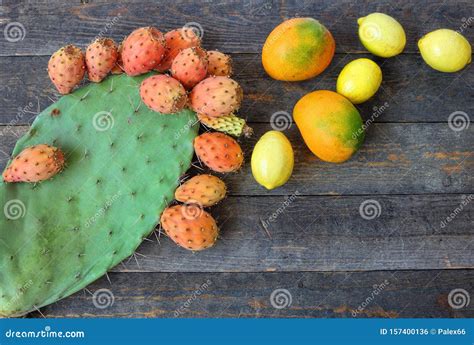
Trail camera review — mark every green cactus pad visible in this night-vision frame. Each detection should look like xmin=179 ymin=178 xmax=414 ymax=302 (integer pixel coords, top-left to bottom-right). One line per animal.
xmin=0 ymin=73 xmax=198 ymax=316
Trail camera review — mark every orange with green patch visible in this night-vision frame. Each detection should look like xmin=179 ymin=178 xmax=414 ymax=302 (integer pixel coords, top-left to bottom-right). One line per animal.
xmin=262 ymin=18 xmax=335 ymax=81
xmin=293 ymin=90 xmax=365 ymax=163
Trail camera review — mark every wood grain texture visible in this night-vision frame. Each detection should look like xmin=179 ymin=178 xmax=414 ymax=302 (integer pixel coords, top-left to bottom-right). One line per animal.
xmin=27 ymin=270 xmax=474 ymax=318
xmin=0 ymin=55 xmax=472 ymax=125
xmin=1 ymin=124 xmax=472 ymax=196
xmin=113 ymin=194 xmax=474 ymax=272
xmin=229 ymin=124 xmax=473 ymax=196
xmin=2 ymin=170 xmax=470 ymax=272
xmin=1 ymin=0 xmax=472 ymax=55
xmin=1 ymin=127 xmax=472 ymax=272
xmin=1 ymin=0 xmax=473 ymax=319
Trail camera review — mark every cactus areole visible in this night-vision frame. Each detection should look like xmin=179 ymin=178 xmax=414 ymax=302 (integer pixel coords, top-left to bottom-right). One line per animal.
xmin=0 ymin=73 xmax=198 ymax=316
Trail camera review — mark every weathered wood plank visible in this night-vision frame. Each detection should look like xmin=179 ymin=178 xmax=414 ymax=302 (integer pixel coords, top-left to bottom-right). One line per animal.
xmin=1 ymin=0 xmax=472 ymax=55
xmin=1 ymin=0 xmax=471 ymax=321
xmin=0 ymin=55 xmax=472 ymax=125
xmin=227 ymin=123 xmax=472 ymax=196
xmin=114 ymin=194 xmax=473 ymax=272
xmin=1 ymin=123 xmax=472 ymax=196
xmin=28 ymin=270 xmax=474 ymax=318
xmin=2 ymin=166 xmax=469 ymax=272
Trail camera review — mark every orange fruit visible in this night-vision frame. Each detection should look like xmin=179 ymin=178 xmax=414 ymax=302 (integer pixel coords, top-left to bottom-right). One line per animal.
xmin=293 ymin=90 xmax=365 ymax=163
xmin=262 ymin=18 xmax=335 ymax=81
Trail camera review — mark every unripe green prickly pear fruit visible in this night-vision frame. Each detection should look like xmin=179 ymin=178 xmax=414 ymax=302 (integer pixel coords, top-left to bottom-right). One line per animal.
xmin=197 ymin=113 xmax=252 ymax=137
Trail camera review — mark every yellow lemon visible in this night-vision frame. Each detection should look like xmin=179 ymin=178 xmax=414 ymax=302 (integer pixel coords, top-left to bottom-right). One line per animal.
xmin=251 ymin=131 xmax=294 ymax=190
xmin=418 ymin=29 xmax=472 ymax=72
xmin=358 ymin=13 xmax=406 ymax=57
xmin=336 ymin=58 xmax=382 ymax=104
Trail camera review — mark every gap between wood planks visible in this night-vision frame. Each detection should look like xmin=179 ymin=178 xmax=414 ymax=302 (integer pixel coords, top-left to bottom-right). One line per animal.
xmin=111 ymin=267 xmax=474 ymax=274
xmin=0 ymin=52 xmax=423 ymax=57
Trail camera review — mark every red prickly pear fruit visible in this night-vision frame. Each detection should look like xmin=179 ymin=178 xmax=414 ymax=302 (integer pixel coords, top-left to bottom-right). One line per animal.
xmin=190 ymin=76 xmax=243 ymax=117
xmin=175 ymin=174 xmax=227 ymax=207
xmin=206 ymin=50 xmax=233 ymax=77
xmin=121 ymin=27 xmax=166 ymax=76
xmin=2 ymin=144 xmax=65 ymax=183
xmin=111 ymin=42 xmax=124 ymax=74
xmin=193 ymin=132 xmax=244 ymax=173
xmin=155 ymin=28 xmax=201 ymax=72
xmin=48 ymin=45 xmax=85 ymax=94
xmin=160 ymin=205 xmax=218 ymax=251
xmin=139 ymin=75 xmax=187 ymax=114
xmin=85 ymin=38 xmax=119 ymax=82
xmin=171 ymin=47 xmax=208 ymax=89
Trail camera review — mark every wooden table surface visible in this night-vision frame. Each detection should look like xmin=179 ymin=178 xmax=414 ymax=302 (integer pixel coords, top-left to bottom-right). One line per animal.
xmin=0 ymin=0 xmax=473 ymax=318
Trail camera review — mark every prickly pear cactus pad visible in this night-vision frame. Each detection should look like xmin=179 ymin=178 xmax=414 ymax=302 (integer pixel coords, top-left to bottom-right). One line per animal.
xmin=0 ymin=73 xmax=198 ymax=317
